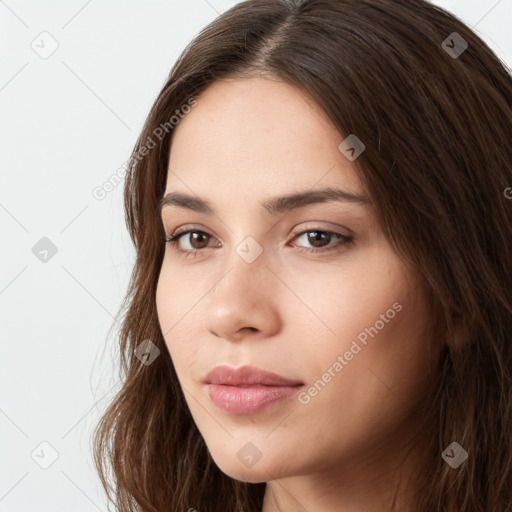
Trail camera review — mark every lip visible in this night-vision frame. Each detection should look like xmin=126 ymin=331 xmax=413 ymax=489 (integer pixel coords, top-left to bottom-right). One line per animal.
xmin=204 ymin=365 xmax=304 ymax=415
xmin=204 ymin=365 xmax=303 ymax=387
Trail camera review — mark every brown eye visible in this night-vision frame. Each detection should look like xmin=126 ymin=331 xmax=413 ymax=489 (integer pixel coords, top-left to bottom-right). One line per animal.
xmin=184 ymin=232 xmax=210 ymax=249
xmin=165 ymin=229 xmax=220 ymax=259
xmin=292 ymin=229 xmax=353 ymax=253
xmin=305 ymin=231 xmax=333 ymax=248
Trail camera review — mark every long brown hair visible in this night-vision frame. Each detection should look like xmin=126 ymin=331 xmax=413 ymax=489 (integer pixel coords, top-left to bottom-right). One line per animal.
xmin=92 ymin=1 xmax=512 ymax=510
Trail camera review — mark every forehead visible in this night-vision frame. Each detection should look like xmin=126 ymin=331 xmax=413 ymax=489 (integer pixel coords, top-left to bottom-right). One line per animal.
xmin=165 ymin=77 xmax=363 ymax=200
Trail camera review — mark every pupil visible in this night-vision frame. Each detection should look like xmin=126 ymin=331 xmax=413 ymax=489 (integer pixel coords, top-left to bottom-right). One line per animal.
xmin=308 ymin=231 xmax=328 ymax=248
xmin=192 ymin=232 xmax=208 ymax=248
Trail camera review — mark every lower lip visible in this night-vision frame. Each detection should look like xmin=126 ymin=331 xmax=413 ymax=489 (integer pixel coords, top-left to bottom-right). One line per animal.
xmin=207 ymin=383 xmax=302 ymax=415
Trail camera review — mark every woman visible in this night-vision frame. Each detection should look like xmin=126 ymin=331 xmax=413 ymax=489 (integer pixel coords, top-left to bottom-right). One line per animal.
xmin=93 ymin=0 xmax=512 ymax=510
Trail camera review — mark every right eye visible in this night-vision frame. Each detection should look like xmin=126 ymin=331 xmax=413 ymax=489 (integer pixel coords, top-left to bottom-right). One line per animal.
xmin=165 ymin=229 xmax=219 ymax=258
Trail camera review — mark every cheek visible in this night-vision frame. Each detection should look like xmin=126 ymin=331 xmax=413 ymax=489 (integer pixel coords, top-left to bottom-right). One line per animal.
xmin=345 ymin=308 xmax=430 ymax=425
xmin=290 ymin=288 xmax=431 ymax=464
xmin=280 ymin=246 xmax=408 ymax=348
xmin=155 ymin=266 xmax=203 ymax=374
xmin=290 ymin=249 xmax=431 ymax=404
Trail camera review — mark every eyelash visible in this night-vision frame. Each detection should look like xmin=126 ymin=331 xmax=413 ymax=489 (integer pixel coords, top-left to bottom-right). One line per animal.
xmin=164 ymin=227 xmax=353 ymax=259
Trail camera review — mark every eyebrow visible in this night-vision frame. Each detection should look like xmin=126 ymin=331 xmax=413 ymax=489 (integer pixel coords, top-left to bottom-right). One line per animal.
xmin=158 ymin=187 xmax=370 ymax=216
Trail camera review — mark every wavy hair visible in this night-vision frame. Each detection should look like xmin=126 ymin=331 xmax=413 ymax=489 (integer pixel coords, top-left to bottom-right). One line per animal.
xmin=92 ymin=0 xmax=512 ymax=510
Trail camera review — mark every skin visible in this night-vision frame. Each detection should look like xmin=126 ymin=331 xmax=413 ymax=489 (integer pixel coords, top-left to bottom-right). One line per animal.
xmin=156 ymin=76 xmax=441 ymax=512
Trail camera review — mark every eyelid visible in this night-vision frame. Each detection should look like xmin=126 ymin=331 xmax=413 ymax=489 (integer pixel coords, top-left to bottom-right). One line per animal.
xmin=166 ymin=223 xmax=351 ymax=242
xmin=167 ymin=224 xmax=219 ymax=243
xmin=291 ymin=222 xmax=352 ymax=237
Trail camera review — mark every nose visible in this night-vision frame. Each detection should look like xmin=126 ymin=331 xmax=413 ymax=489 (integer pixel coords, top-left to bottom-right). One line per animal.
xmin=202 ymin=246 xmax=282 ymax=342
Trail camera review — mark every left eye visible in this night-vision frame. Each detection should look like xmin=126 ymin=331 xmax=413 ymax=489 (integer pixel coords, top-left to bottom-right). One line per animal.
xmin=165 ymin=230 xmax=218 ymax=252
xmin=164 ymin=228 xmax=353 ymax=257
xmin=293 ymin=229 xmax=352 ymax=251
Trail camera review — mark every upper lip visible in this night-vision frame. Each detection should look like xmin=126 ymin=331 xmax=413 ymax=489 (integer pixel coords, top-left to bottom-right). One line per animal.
xmin=204 ymin=365 xmax=303 ymax=387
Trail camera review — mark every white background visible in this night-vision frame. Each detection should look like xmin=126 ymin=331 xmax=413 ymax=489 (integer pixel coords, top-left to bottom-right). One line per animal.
xmin=1 ymin=1 xmax=511 ymax=510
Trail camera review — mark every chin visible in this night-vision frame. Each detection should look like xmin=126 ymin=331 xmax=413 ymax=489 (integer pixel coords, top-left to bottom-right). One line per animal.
xmin=208 ymin=449 xmax=279 ymax=483
xmin=225 ymin=468 xmax=269 ymax=484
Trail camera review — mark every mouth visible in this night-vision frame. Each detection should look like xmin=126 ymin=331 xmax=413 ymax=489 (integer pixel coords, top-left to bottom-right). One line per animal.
xmin=203 ymin=365 xmax=304 ymax=415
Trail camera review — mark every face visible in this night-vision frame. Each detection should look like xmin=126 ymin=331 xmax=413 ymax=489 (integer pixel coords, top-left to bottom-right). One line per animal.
xmin=156 ymin=76 xmax=439 ymax=484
